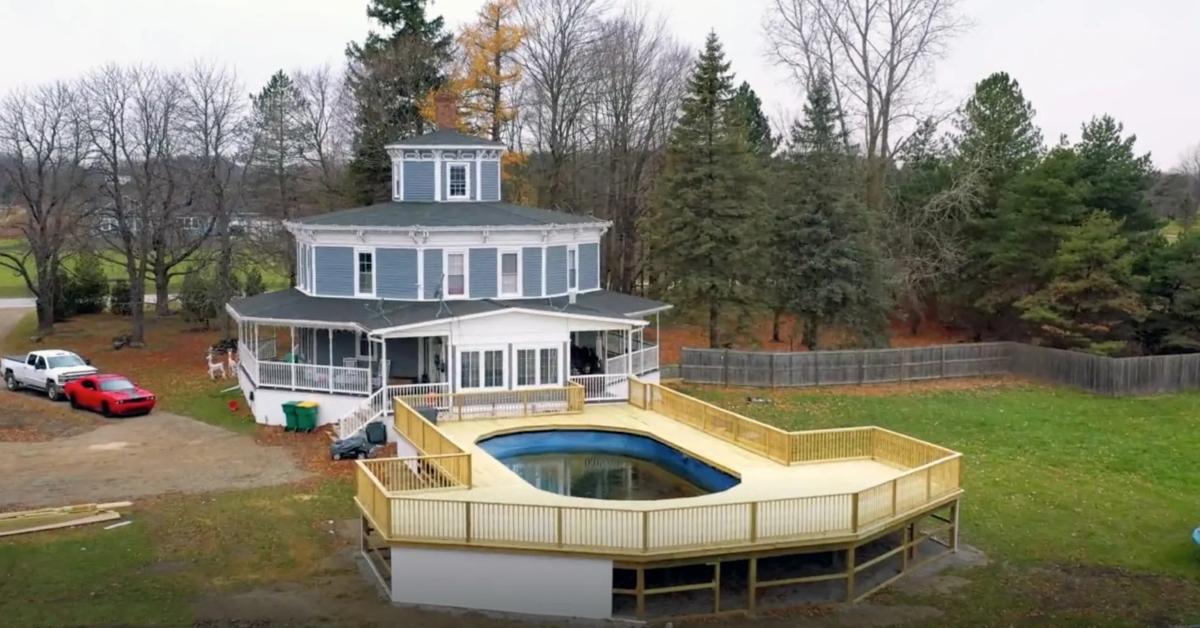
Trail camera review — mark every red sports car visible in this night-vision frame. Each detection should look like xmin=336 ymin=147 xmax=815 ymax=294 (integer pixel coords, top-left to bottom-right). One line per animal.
xmin=64 ymin=374 xmax=157 ymax=417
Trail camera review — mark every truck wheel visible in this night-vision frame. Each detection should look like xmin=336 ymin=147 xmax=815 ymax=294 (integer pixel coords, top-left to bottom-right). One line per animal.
xmin=46 ymin=381 xmax=60 ymax=401
xmin=4 ymin=372 xmax=18 ymax=391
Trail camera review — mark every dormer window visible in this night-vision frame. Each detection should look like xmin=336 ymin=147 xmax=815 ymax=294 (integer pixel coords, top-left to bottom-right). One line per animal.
xmin=448 ymin=162 xmax=469 ymax=199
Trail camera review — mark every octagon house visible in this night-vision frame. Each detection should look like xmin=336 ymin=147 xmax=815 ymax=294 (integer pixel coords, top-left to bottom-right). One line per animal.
xmin=226 ymin=106 xmax=668 ymax=438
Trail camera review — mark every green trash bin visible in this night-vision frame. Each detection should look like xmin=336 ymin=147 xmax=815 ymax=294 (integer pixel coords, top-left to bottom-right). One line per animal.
xmin=282 ymin=401 xmax=301 ymax=431
xmin=295 ymin=401 xmax=319 ymax=432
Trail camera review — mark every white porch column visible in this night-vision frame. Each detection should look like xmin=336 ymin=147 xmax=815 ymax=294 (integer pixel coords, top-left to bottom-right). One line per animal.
xmin=626 ymin=328 xmax=633 ymax=377
xmin=380 ymin=335 xmax=388 ymax=393
xmin=290 ymin=326 xmax=296 ymax=390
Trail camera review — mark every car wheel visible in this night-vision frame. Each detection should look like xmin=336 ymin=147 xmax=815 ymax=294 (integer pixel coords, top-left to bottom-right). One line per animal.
xmin=101 ymin=402 xmax=113 ymax=418
xmin=4 ymin=372 xmax=18 ymax=391
xmin=69 ymin=394 xmax=79 ymax=409
xmin=46 ymin=382 xmax=60 ymax=401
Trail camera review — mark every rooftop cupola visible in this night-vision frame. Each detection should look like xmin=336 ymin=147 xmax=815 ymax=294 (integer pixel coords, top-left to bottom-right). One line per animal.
xmin=385 ymin=94 xmax=505 ymax=203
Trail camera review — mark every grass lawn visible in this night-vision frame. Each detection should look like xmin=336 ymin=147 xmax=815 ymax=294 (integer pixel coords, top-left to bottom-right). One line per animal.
xmin=0 ymin=238 xmax=289 ymax=298
xmin=685 ymin=381 xmax=1200 ymax=626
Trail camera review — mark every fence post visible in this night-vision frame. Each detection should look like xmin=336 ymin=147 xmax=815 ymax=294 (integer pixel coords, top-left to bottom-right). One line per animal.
xmin=814 ymin=351 xmax=821 ymax=386
xmin=722 ymin=349 xmax=730 ymax=386
xmin=859 ymin=351 xmax=866 ymax=384
xmin=940 ymin=345 xmax=947 ymax=378
xmin=898 ymin=350 xmax=906 ymax=382
xmin=769 ymin=353 xmax=776 ymax=388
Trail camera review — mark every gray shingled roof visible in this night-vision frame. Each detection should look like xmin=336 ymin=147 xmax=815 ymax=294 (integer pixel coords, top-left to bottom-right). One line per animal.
xmin=297 ymin=201 xmax=604 ymax=229
xmin=387 ymin=129 xmax=505 ymax=148
xmin=227 ymin=289 xmax=669 ymax=332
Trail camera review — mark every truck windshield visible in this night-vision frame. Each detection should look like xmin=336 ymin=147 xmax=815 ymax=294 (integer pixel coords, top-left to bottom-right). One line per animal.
xmin=47 ymin=355 xmax=86 ymax=369
xmin=99 ymin=378 xmax=135 ymax=392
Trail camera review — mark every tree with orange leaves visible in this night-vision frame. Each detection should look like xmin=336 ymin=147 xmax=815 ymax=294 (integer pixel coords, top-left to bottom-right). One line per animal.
xmin=422 ymin=0 xmax=524 ymax=141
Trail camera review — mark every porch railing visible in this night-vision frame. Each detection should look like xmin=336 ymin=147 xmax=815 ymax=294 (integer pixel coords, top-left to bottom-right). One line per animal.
xmin=606 ymin=344 xmax=659 ymax=377
xmin=397 ymin=383 xmax=585 ymax=422
xmin=569 ymin=373 xmax=629 ymax=402
xmin=238 ymin=340 xmax=372 ymax=396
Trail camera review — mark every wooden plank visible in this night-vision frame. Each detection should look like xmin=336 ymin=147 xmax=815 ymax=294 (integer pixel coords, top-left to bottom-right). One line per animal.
xmin=0 ymin=511 xmax=121 ymax=537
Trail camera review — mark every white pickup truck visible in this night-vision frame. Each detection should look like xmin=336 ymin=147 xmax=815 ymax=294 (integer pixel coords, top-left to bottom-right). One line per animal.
xmin=3 ymin=350 xmax=98 ymax=401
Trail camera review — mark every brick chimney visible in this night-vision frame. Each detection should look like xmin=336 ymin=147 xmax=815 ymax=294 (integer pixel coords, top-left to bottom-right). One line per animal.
xmin=434 ymin=92 xmax=457 ymax=131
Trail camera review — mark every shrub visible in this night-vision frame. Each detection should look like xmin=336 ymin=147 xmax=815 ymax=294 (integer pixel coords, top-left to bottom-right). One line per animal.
xmin=243 ymin=267 xmax=265 ymax=297
xmin=68 ymin=255 xmax=108 ymax=315
xmin=180 ymin=271 xmax=217 ymax=328
xmin=109 ymin=279 xmax=132 ymax=316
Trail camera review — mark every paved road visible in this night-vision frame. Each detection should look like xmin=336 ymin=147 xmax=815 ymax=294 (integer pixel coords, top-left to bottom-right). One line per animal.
xmin=0 ymin=306 xmax=308 ymax=510
xmin=0 ymin=294 xmax=175 ymax=310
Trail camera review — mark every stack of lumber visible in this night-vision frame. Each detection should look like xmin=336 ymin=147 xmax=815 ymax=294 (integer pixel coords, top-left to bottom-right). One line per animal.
xmin=0 ymin=501 xmax=132 ymax=537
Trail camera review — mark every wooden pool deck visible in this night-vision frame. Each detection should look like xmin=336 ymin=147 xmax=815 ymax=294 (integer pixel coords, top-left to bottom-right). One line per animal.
xmin=434 ymin=404 xmax=906 ymax=509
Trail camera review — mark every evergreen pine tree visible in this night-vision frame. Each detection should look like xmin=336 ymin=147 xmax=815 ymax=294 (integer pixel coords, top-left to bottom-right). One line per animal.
xmin=730 ymin=81 xmax=777 ymax=159
xmin=1017 ymin=212 xmax=1146 ymax=355
xmin=1075 ymin=114 xmax=1156 ymax=233
xmin=644 ymin=33 xmax=765 ymax=348
xmin=346 ymin=0 xmax=453 ymax=203
xmin=249 ymin=70 xmax=307 ymax=220
xmin=954 ymin=72 xmax=1043 ymax=207
xmin=778 ymin=72 xmax=887 ymax=349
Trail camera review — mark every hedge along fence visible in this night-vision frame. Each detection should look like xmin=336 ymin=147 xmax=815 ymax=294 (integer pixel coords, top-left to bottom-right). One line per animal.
xmin=680 ymin=342 xmax=1200 ymax=396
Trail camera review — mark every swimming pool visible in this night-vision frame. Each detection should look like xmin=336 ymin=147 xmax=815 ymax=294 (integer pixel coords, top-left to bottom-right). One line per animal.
xmin=478 ymin=429 xmax=740 ymax=501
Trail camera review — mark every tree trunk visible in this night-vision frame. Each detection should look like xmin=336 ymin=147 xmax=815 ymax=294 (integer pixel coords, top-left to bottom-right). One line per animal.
xmin=154 ymin=262 xmax=171 ymax=317
xmin=708 ymin=301 xmax=720 ymax=349
xmin=803 ymin=316 xmax=819 ymax=351
xmin=771 ymin=308 xmax=783 ymax=342
xmin=218 ymin=218 xmax=235 ymax=338
xmin=34 ymin=255 xmax=55 ymax=334
xmin=128 ymin=268 xmax=146 ymax=346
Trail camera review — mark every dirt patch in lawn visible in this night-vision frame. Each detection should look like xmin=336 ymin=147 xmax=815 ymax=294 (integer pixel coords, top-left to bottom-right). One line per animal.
xmin=0 ymin=411 xmax=308 ymax=511
xmin=254 ymin=425 xmax=397 ymax=480
xmin=0 ymin=391 xmax=103 ymax=441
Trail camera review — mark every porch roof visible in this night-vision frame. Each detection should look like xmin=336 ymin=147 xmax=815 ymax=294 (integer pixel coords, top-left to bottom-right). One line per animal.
xmin=226 ymin=289 xmax=669 ymax=332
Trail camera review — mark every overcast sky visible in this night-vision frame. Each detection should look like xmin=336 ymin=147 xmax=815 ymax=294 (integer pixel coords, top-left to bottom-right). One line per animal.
xmin=2 ymin=0 xmax=1196 ymax=168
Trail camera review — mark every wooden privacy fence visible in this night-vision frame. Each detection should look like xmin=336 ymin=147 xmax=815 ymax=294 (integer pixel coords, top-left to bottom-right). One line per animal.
xmin=681 ymin=342 xmax=1200 ymax=396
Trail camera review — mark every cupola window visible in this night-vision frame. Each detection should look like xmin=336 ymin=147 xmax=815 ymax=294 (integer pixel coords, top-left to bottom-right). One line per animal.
xmin=448 ymin=163 xmax=469 ymax=199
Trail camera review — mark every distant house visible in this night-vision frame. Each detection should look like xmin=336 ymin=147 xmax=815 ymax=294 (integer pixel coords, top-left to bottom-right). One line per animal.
xmin=225 ymin=102 xmax=668 ymax=434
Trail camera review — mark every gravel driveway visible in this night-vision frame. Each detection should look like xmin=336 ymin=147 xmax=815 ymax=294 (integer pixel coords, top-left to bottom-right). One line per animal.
xmin=0 ymin=307 xmax=308 ymax=510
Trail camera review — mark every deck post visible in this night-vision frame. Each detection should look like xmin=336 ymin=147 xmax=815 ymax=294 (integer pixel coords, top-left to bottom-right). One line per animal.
xmin=845 ymin=544 xmax=857 ymax=601
xmin=950 ymin=501 xmax=960 ymax=552
xmin=713 ymin=560 xmax=721 ymax=613
xmin=635 ymin=568 xmax=646 ymax=618
xmin=328 ymin=330 xmax=334 ymax=393
xmin=901 ymin=524 xmax=910 ymax=572
xmin=748 ymin=556 xmax=758 ymax=615
xmin=851 ymin=492 xmax=860 ymax=533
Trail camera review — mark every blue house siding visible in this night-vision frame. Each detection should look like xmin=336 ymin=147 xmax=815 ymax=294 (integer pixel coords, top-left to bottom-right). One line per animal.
xmin=423 ymin=249 xmax=443 ymax=299
xmin=522 ymin=247 xmax=542 ymax=297
xmin=314 ymin=246 xmax=354 ymax=296
xmin=376 ymin=248 xmax=419 ymax=299
xmin=579 ymin=242 xmax=600 ymax=290
xmin=481 ymin=160 xmax=500 ymax=201
xmin=403 ymin=161 xmax=435 ymax=201
xmin=443 ymin=161 xmax=476 ymax=200
xmin=545 ymin=245 xmax=568 ymax=295
xmin=469 ymin=248 xmax=497 ymax=298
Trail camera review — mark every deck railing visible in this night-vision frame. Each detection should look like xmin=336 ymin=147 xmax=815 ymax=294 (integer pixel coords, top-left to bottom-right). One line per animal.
xmin=569 ymin=373 xmax=629 ymax=402
xmin=396 ymin=383 xmax=585 ymax=422
xmin=605 ymin=344 xmax=659 ymax=377
xmin=391 ymin=396 xmax=472 ymax=487
xmin=355 ymin=380 xmax=962 ymax=557
xmin=355 ymin=438 xmax=961 ymax=556
xmin=337 ymin=382 xmax=452 ymax=439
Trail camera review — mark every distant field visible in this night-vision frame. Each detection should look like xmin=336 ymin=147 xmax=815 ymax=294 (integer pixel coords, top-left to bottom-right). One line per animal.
xmin=0 ymin=239 xmax=287 ymax=299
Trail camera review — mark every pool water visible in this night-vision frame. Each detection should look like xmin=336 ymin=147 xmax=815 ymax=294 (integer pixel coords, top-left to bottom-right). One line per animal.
xmin=478 ymin=429 xmax=740 ymax=501
xmin=502 ymin=452 xmax=707 ymax=500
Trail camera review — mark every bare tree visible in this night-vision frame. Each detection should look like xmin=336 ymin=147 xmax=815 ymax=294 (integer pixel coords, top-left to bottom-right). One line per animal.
xmin=0 ymin=82 xmax=90 ymax=333
xmin=585 ymin=7 xmax=689 ymax=292
xmin=1177 ymin=143 xmax=1200 ymax=225
xmin=518 ymin=0 xmax=605 ymax=208
xmin=83 ymin=65 xmax=207 ymax=342
xmin=765 ymin=0 xmax=966 ymax=210
xmin=180 ymin=62 xmax=247 ymax=338
xmin=294 ymin=65 xmax=353 ymax=205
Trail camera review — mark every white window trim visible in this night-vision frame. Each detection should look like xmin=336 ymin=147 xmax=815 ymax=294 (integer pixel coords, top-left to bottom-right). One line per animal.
xmin=497 ymin=248 xmax=522 ymax=298
xmin=354 ymin=247 xmax=376 ymax=298
xmin=393 ymin=161 xmax=404 ymax=200
xmin=444 ymin=249 xmax=469 ymax=300
xmin=513 ymin=343 xmax=561 ymax=388
xmin=446 ymin=161 xmax=471 ymax=201
xmin=457 ymin=345 xmax=507 ymax=391
xmin=567 ymin=244 xmax=579 ymax=293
